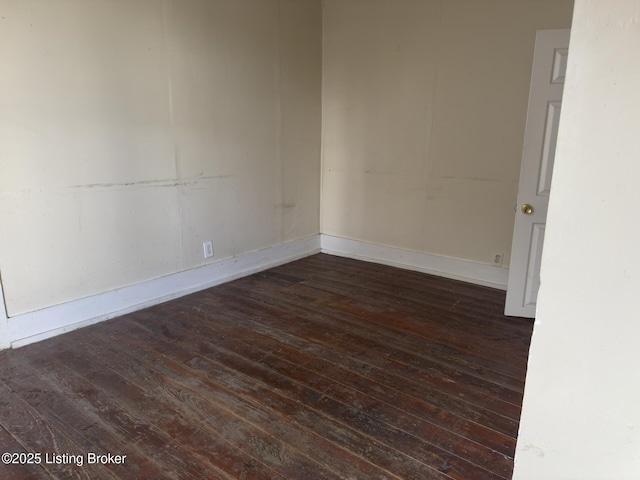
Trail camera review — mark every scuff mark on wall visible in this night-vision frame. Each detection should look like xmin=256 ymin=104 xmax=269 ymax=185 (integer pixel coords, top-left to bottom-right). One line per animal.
xmin=64 ymin=174 xmax=234 ymax=191
xmin=364 ymin=169 xmax=400 ymax=175
xmin=440 ymin=175 xmax=503 ymax=183
xmin=521 ymin=443 xmax=546 ymax=458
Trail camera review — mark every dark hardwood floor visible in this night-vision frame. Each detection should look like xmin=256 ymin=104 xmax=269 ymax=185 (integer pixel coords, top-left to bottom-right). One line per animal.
xmin=0 ymin=253 xmax=533 ymax=479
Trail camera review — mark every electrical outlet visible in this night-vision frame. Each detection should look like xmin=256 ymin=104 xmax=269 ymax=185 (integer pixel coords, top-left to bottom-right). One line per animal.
xmin=203 ymin=241 xmax=214 ymax=259
xmin=492 ymin=252 xmax=503 ymax=267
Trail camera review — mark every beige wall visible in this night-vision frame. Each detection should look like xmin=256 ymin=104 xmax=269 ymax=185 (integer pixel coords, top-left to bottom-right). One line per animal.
xmin=0 ymin=0 xmax=575 ymax=316
xmin=0 ymin=0 xmax=321 ymax=316
xmin=321 ymin=0 xmax=574 ymax=265
xmin=514 ymin=1 xmax=640 ymax=477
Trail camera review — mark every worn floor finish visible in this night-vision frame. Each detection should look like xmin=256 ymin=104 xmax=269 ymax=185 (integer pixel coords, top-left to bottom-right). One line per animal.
xmin=0 ymin=254 xmax=533 ymax=479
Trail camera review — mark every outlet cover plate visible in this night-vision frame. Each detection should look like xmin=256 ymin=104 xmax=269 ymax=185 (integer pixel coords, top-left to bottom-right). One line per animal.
xmin=203 ymin=241 xmax=214 ymax=259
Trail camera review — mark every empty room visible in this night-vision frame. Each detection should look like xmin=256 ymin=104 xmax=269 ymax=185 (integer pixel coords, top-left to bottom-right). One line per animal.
xmin=1 ymin=1 xmax=639 ymax=479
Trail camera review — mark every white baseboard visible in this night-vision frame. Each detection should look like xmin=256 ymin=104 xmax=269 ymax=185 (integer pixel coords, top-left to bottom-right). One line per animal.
xmin=3 ymin=233 xmax=507 ymax=350
xmin=320 ymin=234 xmax=508 ymax=290
xmin=6 ymin=235 xmax=321 ymax=349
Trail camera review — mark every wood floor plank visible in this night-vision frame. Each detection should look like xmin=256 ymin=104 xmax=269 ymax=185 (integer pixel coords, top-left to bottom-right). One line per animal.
xmin=262 ymin=272 xmax=530 ymax=384
xmin=129 ymin=308 xmax=507 ymax=480
xmin=228 ymin=272 xmax=529 ymax=384
xmin=271 ymin=258 xmax=515 ymax=330
xmin=15 ymin=350 xmax=232 ymax=480
xmin=261 ymin=271 xmax=530 ymax=367
xmin=0 ymin=366 xmax=116 ymax=479
xmin=200 ymin=285 xmax=521 ymax=437
xmin=169 ymin=304 xmax=515 ymax=478
xmin=288 ymin=255 xmax=510 ymax=305
xmin=48 ymin=344 xmax=289 ymax=480
xmin=1 ymin=356 xmax=171 ymax=480
xmin=101 ymin=317 xmax=452 ymax=480
xmin=170 ymin=295 xmax=518 ymax=456
xmin=75 ymin=330 xmax=363 ymax=480
xmin=82 ymin=321 xmax=409 ymax=480
xmin=126 ymin=317 xmax=461 ymax=480
xmin=0 ymin=254 xmax=532 ymax=479
xmin=275 ymin=255 xmax=529 ymax=329
xmin=215 ymin=279 xmax=525 ymax=406
xmin=0 ymin=424 xmax=51 ymax=479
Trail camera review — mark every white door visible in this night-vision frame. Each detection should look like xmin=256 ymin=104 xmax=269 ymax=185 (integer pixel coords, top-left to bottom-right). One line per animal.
xmin=505 ymin=29 xmax=570 ymax=318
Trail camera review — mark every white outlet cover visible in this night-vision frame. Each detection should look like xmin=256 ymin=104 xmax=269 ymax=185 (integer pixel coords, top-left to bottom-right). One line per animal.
xmin=203 ymin=241 xmax=214 ymax=259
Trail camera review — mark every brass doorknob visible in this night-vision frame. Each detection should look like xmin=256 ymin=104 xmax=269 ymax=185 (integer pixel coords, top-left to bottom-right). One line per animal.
xmin=521 ymin=204 xmax=534 ymax=215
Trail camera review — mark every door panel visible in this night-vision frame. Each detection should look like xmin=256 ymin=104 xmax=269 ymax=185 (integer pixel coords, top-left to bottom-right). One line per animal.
xmin=538 ymin=101 xmax=561 ymax=196
xmin=551 ymin=48 xmax=569 ymax=84
xmin=505 ymin=29 xmax=570 ymax=318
